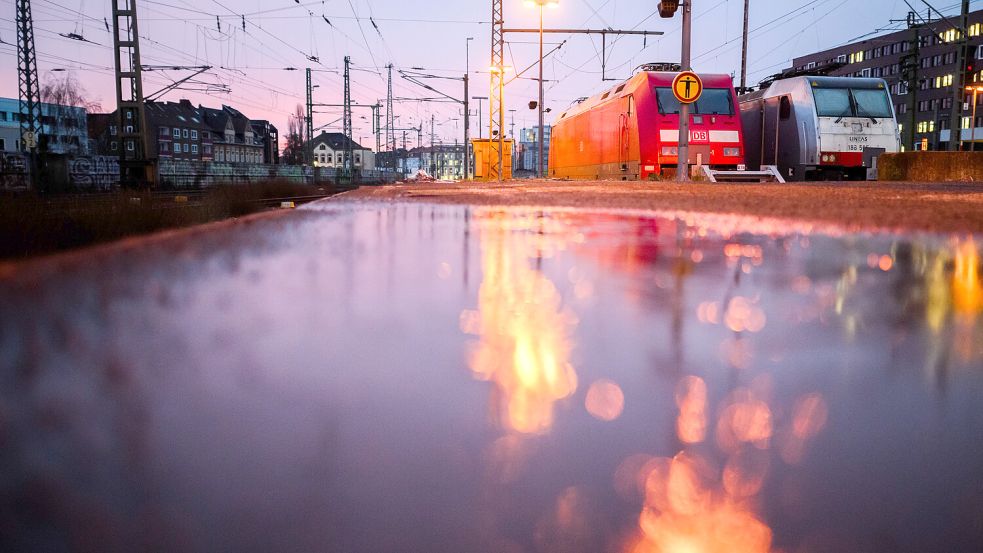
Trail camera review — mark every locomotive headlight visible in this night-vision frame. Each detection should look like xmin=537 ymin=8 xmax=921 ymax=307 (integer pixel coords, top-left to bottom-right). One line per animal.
xmin=822 ymin=155 xmax=829 ymax=162
xmin=723 ymin=147 xmax=740 ymax=157
xmin=829 ymin=154 xmax=837 ymax=163
xmin=661 ymin=146 xmax=678 ymax=156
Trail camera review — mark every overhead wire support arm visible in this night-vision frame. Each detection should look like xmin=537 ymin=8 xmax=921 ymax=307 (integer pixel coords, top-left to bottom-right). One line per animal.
xmin=503 ymin=28 xmax=664 ymax=82
xmin=145 ymin=66 xmax=214 ymax=101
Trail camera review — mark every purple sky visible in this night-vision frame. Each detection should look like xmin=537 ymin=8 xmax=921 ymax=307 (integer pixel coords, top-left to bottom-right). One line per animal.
xmin=2 ymin=0 xmax=977 ymax=150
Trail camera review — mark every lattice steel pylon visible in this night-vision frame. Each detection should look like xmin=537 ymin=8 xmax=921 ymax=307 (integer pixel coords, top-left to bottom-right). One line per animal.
xmin=386 ymin=64 xmax=395 ymax=169
xmin=111 ymin=0 xmax=153 ymax=187
xmin=488 ymin=0 xmax=505 ymax=181
xmin=16 ymin=0 xmax=41 ymax=188
xmin=342 ymin=55 xmax=354 ymax=175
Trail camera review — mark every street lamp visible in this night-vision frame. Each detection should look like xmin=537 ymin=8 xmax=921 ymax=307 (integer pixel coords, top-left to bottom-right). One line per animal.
xmin=966 ymin=85 xmax=983 ymax=152
xmin=466 ymin=37 xmax=474 ymax=179
xmin=525 ymin=0 xmax=559 ymax=179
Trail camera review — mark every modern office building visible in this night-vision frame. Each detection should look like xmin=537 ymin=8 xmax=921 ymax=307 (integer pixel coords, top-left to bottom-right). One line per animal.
xmin=518 ymin=126 xmax=551 ymax=172
xmin=0 ymin=97 xmax=90 ymax=155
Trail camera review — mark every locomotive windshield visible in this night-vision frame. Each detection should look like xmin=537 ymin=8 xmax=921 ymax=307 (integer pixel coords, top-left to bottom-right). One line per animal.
xmin=655 ymin=88 xmax=734 ymax=115
xmin=813 ymin=86 xmax=893 ymax=119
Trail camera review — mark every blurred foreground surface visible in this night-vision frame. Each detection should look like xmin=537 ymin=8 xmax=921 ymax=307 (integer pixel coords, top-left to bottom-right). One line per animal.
xmin=0 ymin=200 xmax=981 ymax=552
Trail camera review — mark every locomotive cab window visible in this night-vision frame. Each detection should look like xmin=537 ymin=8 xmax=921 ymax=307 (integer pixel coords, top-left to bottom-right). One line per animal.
xmin=813 ymin=85 xmax=893 ymax=119
xmin=655 ymin=87 xmax=734 ymax=115
xmin=852 ymin=89 xmax=893 ymax=118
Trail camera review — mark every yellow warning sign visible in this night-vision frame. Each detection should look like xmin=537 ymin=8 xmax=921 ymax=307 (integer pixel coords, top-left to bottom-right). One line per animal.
xmin=672 ymin=71 xmax=703 ymax=104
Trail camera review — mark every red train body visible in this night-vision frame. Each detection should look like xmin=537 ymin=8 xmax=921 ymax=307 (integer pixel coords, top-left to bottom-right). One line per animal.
xmin=549 ymin=71 xmax=746 ymax=180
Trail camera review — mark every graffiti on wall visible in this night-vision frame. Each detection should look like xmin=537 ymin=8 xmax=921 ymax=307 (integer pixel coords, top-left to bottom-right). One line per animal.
xmin=69 ymin=156 xmax=120 ymax=191
xmin=1 ymin=155 xmax=401 ymax=191
xmin=0 ymin=153 xmax=29 ymax=190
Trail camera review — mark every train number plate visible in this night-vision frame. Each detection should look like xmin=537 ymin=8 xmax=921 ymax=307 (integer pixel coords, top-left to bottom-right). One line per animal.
xmin=690 ymin=130 xmax=709 ymax=143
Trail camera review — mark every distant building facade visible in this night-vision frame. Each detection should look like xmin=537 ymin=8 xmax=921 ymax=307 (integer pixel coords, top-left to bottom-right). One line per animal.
xmin=309 ymin=132 xmax=376 ymax=171
xmin=787 ymin=9 xmax=983 ymax=150
xmin=408 ymin=144 xmax=468 ymax=180
xmin=251 ymin=120 xmax=280 ymax=165
xmin=91 ymin=99 xmax=278 ymax=164
xmin=0 ymin=97 xmax=89 ymax=155
xmin=518 ymin=126 xmax=550 ymax=172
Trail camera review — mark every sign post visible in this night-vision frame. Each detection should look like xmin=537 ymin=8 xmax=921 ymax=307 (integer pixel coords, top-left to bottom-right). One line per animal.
xmin=676 ymin=0 xmax=694 ymax=182
xmin=673 ymin=69 xmax=702 ymax=182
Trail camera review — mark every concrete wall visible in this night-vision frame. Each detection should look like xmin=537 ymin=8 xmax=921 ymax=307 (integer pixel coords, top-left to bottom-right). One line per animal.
xmin=878 ymin=152 xmax=983 ymax=182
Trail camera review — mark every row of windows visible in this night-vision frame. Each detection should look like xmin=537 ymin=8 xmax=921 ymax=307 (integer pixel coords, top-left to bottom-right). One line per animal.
xmin=939 ymin=24 xmax=982 ymax=44
xmin=316 ymin=153 xmax=362 ymax=164
xmin=803 ymin=43 xmax=983 ymax=72
xmin=215 ymin=149 xmax=264 ymax=163
xmin=159 ymin=127 xmax=198 ymax=140
xmin=920 ymin=52 xmax=959 ymax=69
xmin=961 ymin=116 xmax=983 ymax=129
xmin=161 ymin=142 xmax=207 ymax=155
xmin=916 ymin=98 xmax=955 ymax=112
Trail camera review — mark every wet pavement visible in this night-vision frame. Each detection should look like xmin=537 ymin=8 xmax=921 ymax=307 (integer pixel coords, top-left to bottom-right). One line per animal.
xmin=0 ymin=199 xmax=982 ymax=552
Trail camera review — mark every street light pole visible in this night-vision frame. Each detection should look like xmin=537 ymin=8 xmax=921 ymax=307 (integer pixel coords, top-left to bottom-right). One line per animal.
xmin=538 ymin=3 xmax=545 ymax=179
xmin=527 ymin=0 xmax=558 ymax=179
xmin=465 ymin=37 xmax=474 ymax=179
xmin=968 ymin=86 xmax=983 ymax=152
xmin=677 ymin=0 xmax=693 ymax=182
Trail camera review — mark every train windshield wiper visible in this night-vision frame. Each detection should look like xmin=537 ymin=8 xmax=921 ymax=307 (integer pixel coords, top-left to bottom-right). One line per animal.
xmin=850 ymin=90 xmax=877 ymax=124
xmin=854 ymin=104 xmax=878 ymax=124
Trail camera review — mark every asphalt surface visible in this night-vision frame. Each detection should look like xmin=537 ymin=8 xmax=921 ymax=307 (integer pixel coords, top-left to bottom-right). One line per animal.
xmin=345 ymin=179 xmax=983 ymax=234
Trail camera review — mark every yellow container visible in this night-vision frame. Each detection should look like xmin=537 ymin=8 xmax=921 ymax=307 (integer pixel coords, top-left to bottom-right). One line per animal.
xmin=471 ymin=138 xmax=513 ymax=181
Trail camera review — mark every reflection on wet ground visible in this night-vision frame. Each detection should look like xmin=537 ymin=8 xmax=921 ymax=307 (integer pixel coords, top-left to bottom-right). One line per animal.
xmin=0 ymin=201 xmax=981 ymax=552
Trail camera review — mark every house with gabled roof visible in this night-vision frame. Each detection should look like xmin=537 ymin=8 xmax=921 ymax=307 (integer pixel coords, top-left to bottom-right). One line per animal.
xmin=308 ymin=132 xmax=376 ymax=171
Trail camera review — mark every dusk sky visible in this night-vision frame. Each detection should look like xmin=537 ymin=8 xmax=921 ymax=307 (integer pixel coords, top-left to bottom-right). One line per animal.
xmin=2 ymin=0 xmax=978 ymax=148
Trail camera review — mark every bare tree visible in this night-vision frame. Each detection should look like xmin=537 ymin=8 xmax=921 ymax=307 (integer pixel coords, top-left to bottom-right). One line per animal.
xmin=281 ymin=104 xmax=306 ymax=165
xmin=38 ymin=72 xmax=101 ymax=155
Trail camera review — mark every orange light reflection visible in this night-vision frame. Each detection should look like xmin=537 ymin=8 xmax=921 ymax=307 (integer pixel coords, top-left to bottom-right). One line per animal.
xmin=585 ymin=379 xmax=626 ymax=422
xmin=467 ymin=212 xmax=579 ymax=434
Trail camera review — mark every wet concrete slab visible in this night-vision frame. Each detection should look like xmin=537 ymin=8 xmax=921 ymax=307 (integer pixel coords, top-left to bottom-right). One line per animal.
xmin=0 ymin=200 xmax=981 ymax=552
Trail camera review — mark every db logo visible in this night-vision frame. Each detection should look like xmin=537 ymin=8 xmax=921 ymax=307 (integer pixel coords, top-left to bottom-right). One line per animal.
xmin=690 ymin=130 xmax=709 ymax=143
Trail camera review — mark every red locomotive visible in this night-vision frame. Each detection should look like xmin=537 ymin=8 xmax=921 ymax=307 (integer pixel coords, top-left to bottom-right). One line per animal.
xmin=549 ymin=64 xmax=746 ymax=180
